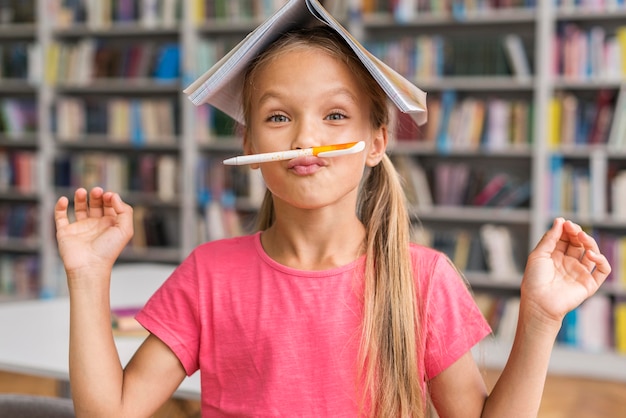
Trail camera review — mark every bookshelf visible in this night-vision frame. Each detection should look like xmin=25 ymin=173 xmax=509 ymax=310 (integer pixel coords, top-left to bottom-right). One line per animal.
xmin=0 ymin=0 xmax=624 ymax=381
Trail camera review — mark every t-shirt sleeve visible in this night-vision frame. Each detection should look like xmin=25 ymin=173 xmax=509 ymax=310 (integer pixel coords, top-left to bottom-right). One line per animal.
xmin=422 ymin=252 xmax=492 ymax=380
xmin=135 ymin=253 xmax=201 ymax=376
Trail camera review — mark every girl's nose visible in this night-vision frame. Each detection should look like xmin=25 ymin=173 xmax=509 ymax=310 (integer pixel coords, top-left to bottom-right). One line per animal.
xmin=291 ymin=117 xmax=319 ymax=150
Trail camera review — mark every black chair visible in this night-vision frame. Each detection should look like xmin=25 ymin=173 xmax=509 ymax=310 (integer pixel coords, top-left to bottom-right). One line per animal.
xmin=0 ymin=394 xmax=75 ymax=418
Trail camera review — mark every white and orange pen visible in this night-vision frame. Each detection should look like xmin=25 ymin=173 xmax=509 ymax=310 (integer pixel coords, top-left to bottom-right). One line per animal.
xmin=222 ymin=141 xmax=365 ymax=166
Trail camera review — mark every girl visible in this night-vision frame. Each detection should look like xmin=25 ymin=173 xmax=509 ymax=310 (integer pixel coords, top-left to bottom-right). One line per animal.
xmin=55 ymin=26 xmax=610 ymax=417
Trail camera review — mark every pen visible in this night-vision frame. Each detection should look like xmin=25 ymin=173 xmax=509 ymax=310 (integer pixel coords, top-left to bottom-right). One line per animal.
xmin=223 ymin=141 xmax=366 ymax=166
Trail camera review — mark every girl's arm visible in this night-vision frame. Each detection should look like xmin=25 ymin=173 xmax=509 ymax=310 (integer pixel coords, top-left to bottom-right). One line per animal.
xmin=430 ymin=217 xmax=610 ymax=417
xmin=481 ymin=217 xmax=610 ymax=416
xmin=56 ymin=188 xmax=186 ymax=417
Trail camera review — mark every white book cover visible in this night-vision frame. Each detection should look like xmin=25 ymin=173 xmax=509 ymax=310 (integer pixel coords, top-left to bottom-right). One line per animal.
xmin=183 ymin=0 xmax=427 ymax=127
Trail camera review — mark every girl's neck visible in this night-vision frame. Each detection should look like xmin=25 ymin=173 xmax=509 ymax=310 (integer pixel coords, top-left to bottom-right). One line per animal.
xmin=260 ymin=211 xmax=366 ymax=271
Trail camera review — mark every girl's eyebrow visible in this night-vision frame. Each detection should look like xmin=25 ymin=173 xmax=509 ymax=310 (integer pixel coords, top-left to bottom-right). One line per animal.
xmin=257 ymin=87 xmax=359 ymax=107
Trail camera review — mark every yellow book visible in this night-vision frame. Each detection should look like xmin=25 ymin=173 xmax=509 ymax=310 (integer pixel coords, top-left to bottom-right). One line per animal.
xmin=617 ymin=27 xmax=626 ymax=77
xmin=548 ymin=95 xmax=562 ymax=150
xmin=45 ymin=42 xmax=60 ymax=85
xmin=615 ymin=302 xmax=626 ymax=354
xmin=193 ymin=0 xmax=206 ymax=25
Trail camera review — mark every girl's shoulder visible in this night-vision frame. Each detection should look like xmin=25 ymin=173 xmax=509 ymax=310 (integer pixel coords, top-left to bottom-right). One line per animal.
xmin=193 ymin=232 xmax=261 ymax=257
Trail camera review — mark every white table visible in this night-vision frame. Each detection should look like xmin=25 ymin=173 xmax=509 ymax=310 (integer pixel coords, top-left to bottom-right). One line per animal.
xmin=0 ymin=263 xmax=201 ymax=400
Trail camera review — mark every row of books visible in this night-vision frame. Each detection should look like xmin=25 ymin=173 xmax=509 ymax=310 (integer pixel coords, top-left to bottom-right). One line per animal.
xmin=131 ymin=205 xmax=178 ymax=248
xmin=0 ymin=254 xmax=39 ymax=300
xmin=413 ymin=91 xmax=533 ymax=150
xmin=476 ymin=292 xmax=626 ymax=354
xmin=554 ymin=23 xmax=626 ymax=80
xmin=0 ymin=203 xmax=38 ymax=241
xmin=0 ymin=0 xmax=35 ymax=24
xmin=549 ymin=89 xmax=618 ymax=148
xmin=54 ymin=152 xmax=178 ymax=201
xmin=595 ymin=230 xmax=626 ymax=289
xmin=0 ymin=99 xmax=38 ymax=139
xmin=54 ymin=97 xmax=178 ymax=144
xmin=547 ymin=156 xmax=596 ymax=217
xmin=0 ymin=151 xmax=37 ymax=194
xmin=194 ymin=105 xmax=241 ymax=143
xmin=192 ymin=0 xmax=287 ymax=22
xmin=474 ymin=295 xmax=521 ymax=344
xmin=52 ymin=0 xmax=180 ymax=29
xmin=363 ymin=35 xmax=518 ymax=79
xmin=0 ymin=41 xmax=36 ymax=80
xmin=558 ymin=296 xmax=626 ymax=354
xmin=46 ymin=40 xmax=180 ymax=84
xmin=546 ymin=156 xmax=626 ymax=219
xmin=556 ymin=0 xmax=626 ymax=13
xmin=197 ymin=193 xmax=246 ymax=243
xmin=361 ymin=0 xmax=536 ymax=17
xmin=394 ymin=156 xmax=531 ymax=209
xmin=196 ymin=156 xmax=266 ymax=209
xmin=415 ymin=224 xmax=522 ymax=279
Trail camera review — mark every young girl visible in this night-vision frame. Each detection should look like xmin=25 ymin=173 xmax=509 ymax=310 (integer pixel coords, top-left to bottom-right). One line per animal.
xmin=54 ymin=26 xmax=610 ymax=418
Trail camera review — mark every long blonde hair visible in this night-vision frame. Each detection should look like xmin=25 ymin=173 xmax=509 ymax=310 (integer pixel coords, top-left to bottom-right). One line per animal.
xmin=242 ymin=27 xmax=425 ymax=417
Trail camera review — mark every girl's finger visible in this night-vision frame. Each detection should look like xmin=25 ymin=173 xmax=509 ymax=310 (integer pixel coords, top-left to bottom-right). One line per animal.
xmin=54 ymin=196 xmax=70 ymax=229
xmin=73 ymin=188 xmax=89 ymax=221
xmin=586 ymin=250 xmax=611 ymax=286
xmin=535 ymin=217 xmax=565 ymax=254
xmin=88 ymin=187 xmax=105 ymax=217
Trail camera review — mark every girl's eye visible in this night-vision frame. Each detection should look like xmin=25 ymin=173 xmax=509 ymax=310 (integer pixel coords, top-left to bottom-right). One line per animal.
xmin=326 ymin=112 xmax=346 ymax=121
xmin=267 ymin=114 xmax=289 ymax=123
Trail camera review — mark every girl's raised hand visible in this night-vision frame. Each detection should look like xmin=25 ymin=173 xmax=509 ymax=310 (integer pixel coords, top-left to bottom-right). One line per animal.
xmin=521 ymin=217 xmax=611 ymax=330
xmin=55 ymin=187 xmax=134 ymax=276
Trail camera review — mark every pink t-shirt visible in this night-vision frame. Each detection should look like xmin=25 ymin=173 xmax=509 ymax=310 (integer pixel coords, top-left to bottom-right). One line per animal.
xmin=137 ymin=232 xmax=491 ymax=416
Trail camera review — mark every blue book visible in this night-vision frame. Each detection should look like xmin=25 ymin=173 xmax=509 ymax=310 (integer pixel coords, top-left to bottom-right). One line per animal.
xmin=153 ymin=44 xmax=180 ymax=81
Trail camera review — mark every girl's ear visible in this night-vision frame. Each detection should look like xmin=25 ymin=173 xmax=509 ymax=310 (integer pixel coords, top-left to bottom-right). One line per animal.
xmin=243 ymin=131 xmax=261 ymax=170
xmin=365 ymin=125 xmax=388 ymax=167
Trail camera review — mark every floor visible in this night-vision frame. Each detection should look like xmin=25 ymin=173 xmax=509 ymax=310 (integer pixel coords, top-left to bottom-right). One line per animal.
xmin=1 ymin=369 xmax=625 ymax=417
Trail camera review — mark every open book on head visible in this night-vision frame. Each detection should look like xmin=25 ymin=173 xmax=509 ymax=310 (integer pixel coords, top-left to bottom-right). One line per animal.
xmin=183 ymin=0 xmax=427 ymax=126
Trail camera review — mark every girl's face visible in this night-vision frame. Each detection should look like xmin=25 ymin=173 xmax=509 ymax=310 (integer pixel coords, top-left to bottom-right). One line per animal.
xmin=244 ymin=47 xmax=387 ymax=211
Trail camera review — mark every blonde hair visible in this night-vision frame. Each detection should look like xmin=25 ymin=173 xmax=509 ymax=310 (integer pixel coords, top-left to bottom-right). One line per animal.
xmin=242 ymin=27 xmax=425 ymax=417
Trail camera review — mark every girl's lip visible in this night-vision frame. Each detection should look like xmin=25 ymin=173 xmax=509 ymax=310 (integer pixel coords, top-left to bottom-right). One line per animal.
xmin=287 ymin=156 xmax=327 ymax=169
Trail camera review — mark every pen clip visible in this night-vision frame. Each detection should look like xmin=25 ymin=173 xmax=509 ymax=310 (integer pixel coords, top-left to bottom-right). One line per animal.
xmin=317 ymin=141 xmax=365 ymax=157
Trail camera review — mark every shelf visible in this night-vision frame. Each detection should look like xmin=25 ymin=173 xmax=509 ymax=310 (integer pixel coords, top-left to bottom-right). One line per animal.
xmin=56 ymin=137 xmax=179 ymax=153
xmin=0 ymin=136 xmax=38 ymax=148
xmin=555 ymin=8 xmax=626 ymax=22
xmin=0 ymin=190 xmax=38 ymax=202
xmin=475 ymin=338 xmax=626 ymax=382
xmin=0 ymin=23 xmax=36 ymax=39
xmin=0 ymin=80 xmax=37 ymax=94
xmin=363 ymin=8 xmax=536 ymax=29
xmin=52 ymin=24 xmax=180 ymax=38
xmin=53 ymin=79 xmax=181 ymax=94
xmin=119 ymin=246 xmax=182 ymax=263
xmin=553 ymin=78 xmax=624 ymax=90
xmin=416 ymin=76 xmax=535 ymax=92
xmin=196 ymin=19 xmax=264 ymax=34
xmin=414 ymin=206 xmax=531 ymax=224
xmin=390 ymin=141 xmax=532 ymax=158
xmin=0 ymin=238 xmax=40 ymax=254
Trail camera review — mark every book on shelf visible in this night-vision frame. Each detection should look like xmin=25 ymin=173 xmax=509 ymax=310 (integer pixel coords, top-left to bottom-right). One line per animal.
xmin=184 ymin=0 xmax=427 ymax=127
xmin=111 ymin=306 xmax=148 ymax=337
xmin=52 ymin=0 xmax=179 ymax=29
xmin=616 ymin=299 xmax=626 ymax=354
xmin=608 ymin=84 xmax=626 ymax=150
xmin=502 ymin=33 xmax=531 ymax=80
xmin=479 ymin=224 xmax=520 ymax=281
xmin=391 ymin=155 xmax=433 ymax=210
